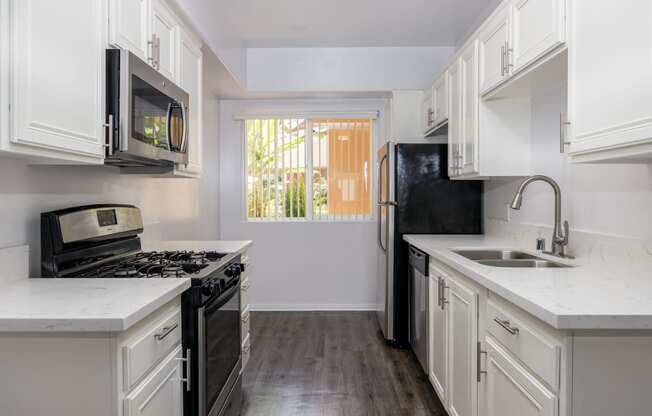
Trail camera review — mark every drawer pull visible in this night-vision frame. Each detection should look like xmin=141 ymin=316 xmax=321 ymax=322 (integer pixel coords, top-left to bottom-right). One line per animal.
xmin=241 ymin=315 xmax=250 ymax=324
xmin=241 ymin=283 xmax=250 ymax=291
xmin=154 ymin=323 xmax=179 ymax=341
xmin=494 ymin=317 xmax=519 ymax=335
xmin=242 ymin=345 xmax=250 ymax=354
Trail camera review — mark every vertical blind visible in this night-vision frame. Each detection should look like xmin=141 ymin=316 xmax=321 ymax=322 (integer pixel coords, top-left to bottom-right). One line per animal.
xmin=245 ymin=118 xmax=372 ymax=221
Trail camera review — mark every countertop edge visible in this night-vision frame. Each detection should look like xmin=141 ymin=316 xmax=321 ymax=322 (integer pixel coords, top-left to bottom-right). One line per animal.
xmin=404 ymin=235 xmax=652 ymax=331
xmin=0 ymin=279 xmax=192 ymax=333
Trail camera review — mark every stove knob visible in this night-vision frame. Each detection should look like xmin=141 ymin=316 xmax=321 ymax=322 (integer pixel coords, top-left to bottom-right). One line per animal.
xmin=225 ymin=267 xmax=234 ymax=277
xmin=201 ymin=282 xmax=215 ymax=296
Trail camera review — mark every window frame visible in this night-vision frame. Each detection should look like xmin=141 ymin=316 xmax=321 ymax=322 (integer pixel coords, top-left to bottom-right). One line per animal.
xmin=241 ymin=116 xmax=376 ymax=223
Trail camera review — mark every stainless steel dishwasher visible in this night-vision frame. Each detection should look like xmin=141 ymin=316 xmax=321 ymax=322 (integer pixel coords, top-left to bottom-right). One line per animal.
xmin=408 ymin=245 xmax=428 ymax=373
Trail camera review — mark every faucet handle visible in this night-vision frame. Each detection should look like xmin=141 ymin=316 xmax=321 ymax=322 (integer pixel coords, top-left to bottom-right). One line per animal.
xmin=536 ymin=238 xmax=546 ymax=252
xmin=562 ymin=220 xmax=570 ymax=244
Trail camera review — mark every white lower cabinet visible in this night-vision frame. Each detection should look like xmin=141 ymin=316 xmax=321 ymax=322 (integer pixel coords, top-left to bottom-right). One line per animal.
xmin=124 ymin=346 xmax=184 ymax=416
xmin=482 ymin=336 xmax=557 ymax=416
xmin=446 ymin=273 xmax=479 ymax=416
xmin=428 ymin=268 xmax=448 ymax=404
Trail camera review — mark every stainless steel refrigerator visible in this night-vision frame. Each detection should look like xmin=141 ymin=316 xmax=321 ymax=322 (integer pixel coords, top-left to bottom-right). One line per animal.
xmin=376 ymin=142 xmax=483 ymax=347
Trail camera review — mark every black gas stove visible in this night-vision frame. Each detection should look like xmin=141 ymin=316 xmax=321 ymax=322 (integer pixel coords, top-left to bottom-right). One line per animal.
xmin=40 ymin=204 xmax=244 ymax=416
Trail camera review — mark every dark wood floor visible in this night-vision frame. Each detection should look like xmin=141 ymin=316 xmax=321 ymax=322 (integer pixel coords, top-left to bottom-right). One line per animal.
xmin=242 ymin=311 xmax=447 ymax=416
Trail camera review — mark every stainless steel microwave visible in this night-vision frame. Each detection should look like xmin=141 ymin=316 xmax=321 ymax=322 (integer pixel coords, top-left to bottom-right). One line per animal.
xmin=105 ymin=49 xmax=189 ymax=169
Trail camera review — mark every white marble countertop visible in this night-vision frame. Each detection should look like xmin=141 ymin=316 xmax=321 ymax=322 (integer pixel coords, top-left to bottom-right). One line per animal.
xmin=0 ymin=240 xmax=252 ymax=332
xmin=0 ymin=278 xmax=191 ymax=332
xmin=404 ymin=234 xmax=652 ymax=330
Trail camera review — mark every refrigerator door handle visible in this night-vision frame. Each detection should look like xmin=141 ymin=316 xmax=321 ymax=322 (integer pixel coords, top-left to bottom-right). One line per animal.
xmin=377 ymin=153 xmax=388 ymax=252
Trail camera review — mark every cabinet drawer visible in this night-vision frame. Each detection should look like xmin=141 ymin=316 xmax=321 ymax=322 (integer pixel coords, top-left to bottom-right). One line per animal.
xmin=486 ymin=301 xmax=560 ymax=390
xmin=124 ymin=345 xmax=183 ymax=416
xmin=122 ymin=308 xmax=182 ymax=391
xmin=241 ymin=307 xmax=250 ymax=343
xmin=242 ymin=334 xmax=251 ymax=370
xmin=240 ymin=276 xmax=251 ymax=309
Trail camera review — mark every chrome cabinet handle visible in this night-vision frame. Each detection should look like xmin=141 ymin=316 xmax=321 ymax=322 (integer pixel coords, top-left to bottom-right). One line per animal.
xmin=427 ymin=108 xmax=435 ymax=126
xmin=437 ymin=277 xmax=442 ymax=307
xmin=147 ymin=34 xmax=157 ymax=67
xmin=177 ymin=348 xmax=191 ymax=392
xmin=493 ymin=317 xmax=519 ymax=335
xmin=154 ymin=323 xmax=178 ymax=341
xmin=505 ymin=41 xmax=513 ymax=72
xmin=103 ymin=114 xmax=114 ymax=156
xmin=559 ymin=113 xmax=571 ymax=153
xmin=501 ymin=44 xmax=505 ymax=76
xmin=477 ymin=342 xmax=487 ymax=382
xmin=440 ymin=279 xmax=449 ymax=310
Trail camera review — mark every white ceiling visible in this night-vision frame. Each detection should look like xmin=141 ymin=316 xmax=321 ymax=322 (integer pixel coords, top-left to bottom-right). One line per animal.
xmin=182 ymin=0 xmax=501 ymax=48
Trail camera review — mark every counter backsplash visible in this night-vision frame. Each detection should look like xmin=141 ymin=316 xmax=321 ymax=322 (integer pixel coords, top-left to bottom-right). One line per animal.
xmin=486 ymin=219 xmax=652 ymax=275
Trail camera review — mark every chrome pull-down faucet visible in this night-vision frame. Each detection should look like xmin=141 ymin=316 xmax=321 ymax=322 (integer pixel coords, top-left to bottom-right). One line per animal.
xmin=510 ymin=175 xmax=572 ymax=258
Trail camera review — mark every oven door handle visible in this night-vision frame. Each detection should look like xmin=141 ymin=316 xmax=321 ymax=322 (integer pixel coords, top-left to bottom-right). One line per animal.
xmin=203 ymin=278 xmax=240 ymax=314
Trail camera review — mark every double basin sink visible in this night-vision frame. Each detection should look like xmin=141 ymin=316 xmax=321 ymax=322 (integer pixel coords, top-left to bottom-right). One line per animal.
xmin=452 ymin=249 xmax=573 ymax=268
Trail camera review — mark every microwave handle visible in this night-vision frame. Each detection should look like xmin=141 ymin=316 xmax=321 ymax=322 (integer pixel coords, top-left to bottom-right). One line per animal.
xmin=165 ymin=103 xmax=172 ymax=151
xmin=180 ymin=102 xmax=188 ymax=153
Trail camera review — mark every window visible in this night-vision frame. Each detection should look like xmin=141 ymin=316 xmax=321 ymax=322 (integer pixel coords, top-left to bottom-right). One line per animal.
xmin=245 ymin=118 xmax=372 ymax=221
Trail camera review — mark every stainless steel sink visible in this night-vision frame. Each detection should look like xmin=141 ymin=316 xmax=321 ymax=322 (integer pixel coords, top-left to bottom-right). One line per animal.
xmin=476 ymin=259 xmax=571 ymax=268
xmin=452 ymin=249 xmax=573 ymax=268
xmin=453 ymin=249 xmax=539 ymax=261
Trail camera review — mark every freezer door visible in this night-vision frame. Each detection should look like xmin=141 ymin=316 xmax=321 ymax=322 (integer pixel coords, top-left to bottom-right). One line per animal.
xmin=376 ymin=142 xmax=396 ymax=341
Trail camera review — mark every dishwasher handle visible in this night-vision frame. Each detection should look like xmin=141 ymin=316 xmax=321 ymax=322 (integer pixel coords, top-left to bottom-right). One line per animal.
xmin=409 ymin=246 xmax=429 ymax=276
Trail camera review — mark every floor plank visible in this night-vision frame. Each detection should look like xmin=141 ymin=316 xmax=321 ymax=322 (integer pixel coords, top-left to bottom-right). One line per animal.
xmin=242 ymin=311 xmax=447 ymax=416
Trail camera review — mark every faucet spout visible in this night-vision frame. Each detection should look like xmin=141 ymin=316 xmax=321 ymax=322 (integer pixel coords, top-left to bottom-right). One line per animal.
xmin=510 ymin=175 xmax=570 ymax=258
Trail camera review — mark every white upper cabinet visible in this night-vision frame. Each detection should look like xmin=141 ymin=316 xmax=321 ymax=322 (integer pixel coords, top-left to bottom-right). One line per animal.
xmin=447 ymin=60 xmax=463 ymax=177
xmin=510 ymin=0 xmax=565 ymax=73
xmin=422 ymin=88 xmax=435 ymax=134
xmin=567 ymin=0 xmax=652 ymax=162
xmin=446 ymin=273 xmax=479 ymax=416
xmin=108 ymin=0 xmax=149 ymax=62
xmin=433 ymin=72 xmax=449 ymax=126
xmin=6 ymin=0 xmax=105 ymax=162
xmin=151 ymin=0 xmax=178 ymax=82
xmin=459 ymin=41 xmax=480 ymax=177
xmin=175 ymin=28 xmax=203 ymax=176
xmin=478 ymin=7 xmax=510 ymax=94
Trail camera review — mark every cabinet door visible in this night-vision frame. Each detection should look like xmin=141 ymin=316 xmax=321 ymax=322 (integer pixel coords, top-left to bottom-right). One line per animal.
xmin=10 ymin=0 xmax=105 ymax=160
xmin=429 ymin=273 xmax=448 ymax=405
xmin=433 ymin=73 xmax=448 ymax=126
xmin=108 ymin=0 xmax=149 ymax=61
xmin=446 ymin=274 xmax=479 ymax=416
xmin=175 ymin=28 xmax=203 ymax=176
xmin=151 ymin=0 xmax=178 ymax=81
xmin=478 ymin=8 xmax=510 ymax=94
xmin=460 ymin=41 xmax=480 ymax=177
xmin=510 ymin=0 xmax=564 ymax=73
xmin=447 ymin=60 xmax=462 ymax=177
xmin=568 ymin=0 xmax=652 ymax=157
xmin=124 ymin=346 xmax=183 ymax=416
xmin=422 ymin=89 xmax=435 ymax=134
xmin=482 ymin=336 xmax=557 ymax=416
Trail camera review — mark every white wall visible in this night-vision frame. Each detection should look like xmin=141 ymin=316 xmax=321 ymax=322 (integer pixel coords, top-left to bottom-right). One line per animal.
xmin=0 ymin=92 xmax=221 ymax=276
xmin=484 ymin=83 xmax=652 ymax=245
xmin=246 ymin=47 xmax=455 ymax=92
xmin=218 ymin=98 xmax=389 ymax=310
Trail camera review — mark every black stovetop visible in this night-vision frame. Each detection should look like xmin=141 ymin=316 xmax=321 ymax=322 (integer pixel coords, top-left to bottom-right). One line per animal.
xmin=69 ymin=250 xmax=228 ymax=279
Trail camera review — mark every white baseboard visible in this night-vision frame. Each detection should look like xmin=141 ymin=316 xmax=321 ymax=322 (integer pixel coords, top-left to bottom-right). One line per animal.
xmin=250 ymin=303 xmax=378 ymax=311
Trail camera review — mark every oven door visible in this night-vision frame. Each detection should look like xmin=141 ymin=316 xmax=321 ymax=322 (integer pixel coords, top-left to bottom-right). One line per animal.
xmin=198 ymin=281 xmax=241 ymax=416
xmin=106 ymin=49 xmax=189 ymax=167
